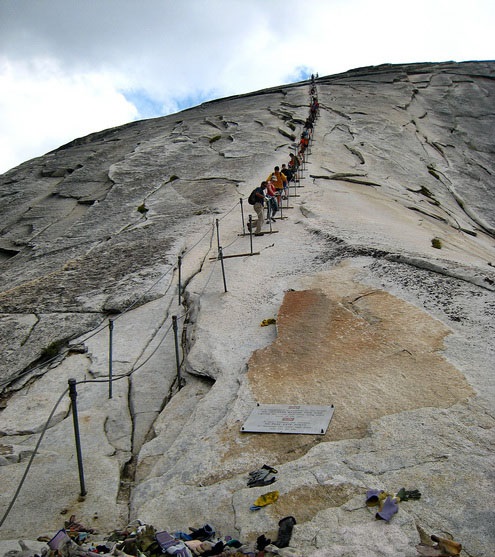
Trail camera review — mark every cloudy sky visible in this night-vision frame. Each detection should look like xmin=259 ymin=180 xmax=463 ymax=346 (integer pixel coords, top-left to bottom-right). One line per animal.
xmin=0 ymin=0 xmax=493 ymax=174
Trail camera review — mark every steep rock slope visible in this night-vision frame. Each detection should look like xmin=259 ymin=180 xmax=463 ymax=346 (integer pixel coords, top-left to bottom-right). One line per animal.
xmin=0 ymin=61 xmax=494 ymax=556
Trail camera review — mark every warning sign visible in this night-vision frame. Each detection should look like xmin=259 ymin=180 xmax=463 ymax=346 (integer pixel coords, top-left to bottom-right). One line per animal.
xmin=241 ymin=404 xmax=334 ymax=434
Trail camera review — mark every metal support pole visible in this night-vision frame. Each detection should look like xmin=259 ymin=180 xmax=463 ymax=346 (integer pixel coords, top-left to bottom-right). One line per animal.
xmin=266 ymin=197 xmax=273 ymax=231
xmin=68 ymin=378 xmax=87 ymax=497
xmin=240 ymin=197 xmax=245 ymax=235
xmin=248 ymin=215 xmax=253 ymax=254
xmin=215 ymin=218 xmax=221 ymax=253
xmin=172 ymin=315 xmax=182 ymax=389
xmin=178 ymin=255 xmax=182 ymax=305
xmin=108 ymin=319 xmax=114 ymax=399
xmin=219 ymin=247 xmax=228 ymax=292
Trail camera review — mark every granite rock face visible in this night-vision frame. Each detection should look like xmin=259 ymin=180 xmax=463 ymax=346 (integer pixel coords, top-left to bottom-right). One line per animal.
xmin=0 ymin=62 xmax=494 ymax=556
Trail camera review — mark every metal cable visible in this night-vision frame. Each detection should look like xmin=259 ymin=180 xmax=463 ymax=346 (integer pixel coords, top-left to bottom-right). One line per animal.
xmin=1 ymin=87 xmax=320 ymax=526
xmin=0 ymin=386 xmax=69 ymax=529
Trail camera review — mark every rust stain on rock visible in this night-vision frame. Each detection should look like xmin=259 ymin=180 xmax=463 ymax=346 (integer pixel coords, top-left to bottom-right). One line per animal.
xmin=248 ymin=285 xmax=473 ymax=444
xmin=220 ymin=268 xmax=474 ymax=469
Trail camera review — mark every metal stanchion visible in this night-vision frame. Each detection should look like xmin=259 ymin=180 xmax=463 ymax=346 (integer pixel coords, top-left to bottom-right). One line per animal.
xmin=215 ymin=218 xmax=221 ymax=253
xmin=248 ymin=215 xmax=254 ymax=254
xmin=178 ymin=255 xmax=182 ymax=306
xmin=108 ymin=319 xmax=114 ymax=399
xmin=172 ymin=315 xmax=182 ymax=389
xmin=218 ymin=247 xmax=228 ymax=292
xmin=68 ymin=379 xmax=87 ymax=497
xmin=240 ymin=197 xmax=246 ymax=235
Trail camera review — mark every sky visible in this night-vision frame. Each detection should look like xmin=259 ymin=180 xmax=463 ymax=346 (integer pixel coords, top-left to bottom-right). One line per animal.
xmin=0 ymin=0 xmax=494 ymax=175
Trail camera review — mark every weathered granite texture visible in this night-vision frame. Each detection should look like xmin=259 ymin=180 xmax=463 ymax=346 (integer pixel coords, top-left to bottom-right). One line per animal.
xmin=0 ymin=61 xmax=494 ymax=556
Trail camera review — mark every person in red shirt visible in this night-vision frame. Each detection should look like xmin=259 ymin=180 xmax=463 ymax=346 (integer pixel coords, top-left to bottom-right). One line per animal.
xmin=265 ymin=179 xmax=278 ymax=222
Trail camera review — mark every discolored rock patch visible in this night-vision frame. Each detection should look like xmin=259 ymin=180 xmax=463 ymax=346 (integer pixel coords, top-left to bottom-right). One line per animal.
xmin=273 ymin=483 xmax=361 ymax=524
xmin=247 ymin=286 xmax=473 ymax=443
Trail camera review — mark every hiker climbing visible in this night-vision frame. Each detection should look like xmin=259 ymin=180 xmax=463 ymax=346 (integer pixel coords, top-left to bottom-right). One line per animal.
xmin=251 ymin=181 xmax=267 ymax=235
xmin=288 ymin=152 xmax=301 ymax=174
xmin=267 ymin=166 xmax=288 ymax=204
xmin=242 ymin=78 xmax=318 ymax=240
xmin=265 ymin=179 xmax=278 ymax=222
xmin=281 ymin=163 xmax=294 ymax=185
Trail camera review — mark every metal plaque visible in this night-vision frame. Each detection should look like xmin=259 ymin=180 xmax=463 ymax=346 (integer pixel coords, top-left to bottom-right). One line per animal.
xmin=241 ymin=404 xmax=334 ymax=435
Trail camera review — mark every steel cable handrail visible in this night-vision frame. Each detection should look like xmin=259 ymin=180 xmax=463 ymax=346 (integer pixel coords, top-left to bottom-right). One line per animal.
xmin=0 ymin=83 xmax=319 ymax=528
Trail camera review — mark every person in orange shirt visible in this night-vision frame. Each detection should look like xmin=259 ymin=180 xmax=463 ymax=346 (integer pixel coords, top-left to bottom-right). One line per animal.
xmin=267 ymin=166 xmax=288 ymax=203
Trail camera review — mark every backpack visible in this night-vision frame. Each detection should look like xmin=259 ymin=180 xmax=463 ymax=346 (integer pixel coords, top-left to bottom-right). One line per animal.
xmin=248 ymin=189 xmax=258 ymax=205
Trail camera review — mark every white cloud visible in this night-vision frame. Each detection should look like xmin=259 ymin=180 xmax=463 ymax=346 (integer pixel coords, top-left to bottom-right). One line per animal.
xmin=0 ymin=57 xmax=137 ymax=172
xmin=0 ymin=0 xmax=494 ymax=174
